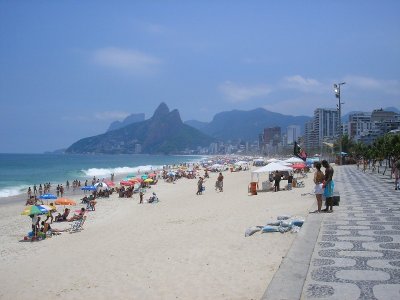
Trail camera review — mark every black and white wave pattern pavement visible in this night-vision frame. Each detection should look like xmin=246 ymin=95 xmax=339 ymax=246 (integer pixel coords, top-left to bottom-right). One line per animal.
xmin=302 ymin=165 xmax=400 ymax=300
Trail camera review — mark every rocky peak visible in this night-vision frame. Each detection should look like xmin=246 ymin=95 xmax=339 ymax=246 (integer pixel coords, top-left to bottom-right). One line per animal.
xmin=152 ymin=102 xmax=170 ymax=119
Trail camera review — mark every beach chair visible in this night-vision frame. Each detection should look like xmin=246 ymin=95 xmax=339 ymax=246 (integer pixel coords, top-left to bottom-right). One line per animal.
xmin=69 ymin=216 xmax=86 ymax=233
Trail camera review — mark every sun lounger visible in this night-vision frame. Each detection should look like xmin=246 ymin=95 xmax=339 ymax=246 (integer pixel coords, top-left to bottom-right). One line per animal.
xmin=69 ymin=216 xmax=86 ymax=233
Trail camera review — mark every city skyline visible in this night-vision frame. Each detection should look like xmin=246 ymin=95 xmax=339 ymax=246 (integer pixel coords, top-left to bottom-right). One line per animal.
xmin=1 ymin=1 xmax=399 ymax=153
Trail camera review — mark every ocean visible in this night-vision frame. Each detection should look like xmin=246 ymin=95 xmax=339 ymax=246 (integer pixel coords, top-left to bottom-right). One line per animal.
xmin=0 ymin=153 xmax=204 ymax=199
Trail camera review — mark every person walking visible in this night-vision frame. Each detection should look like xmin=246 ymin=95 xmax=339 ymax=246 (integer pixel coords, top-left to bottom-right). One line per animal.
xmin=274 ymin=171 xmax=281 ymax=192
xmin=322 ymin=160 xmax=335 ymax=212
xmin=216 ymin=172 xmax=224 ymax=192
xmin=139 ymin=189 xmax=144 ymax=204
xmin=394 ymin=159 xmax=400 ymax=190
xmin=196 ymin=177 xmax=204 ymax=195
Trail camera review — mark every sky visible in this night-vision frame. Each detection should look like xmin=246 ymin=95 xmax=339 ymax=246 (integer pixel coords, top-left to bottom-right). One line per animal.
xmin=0 ymin=0 xmax=399 ymax=153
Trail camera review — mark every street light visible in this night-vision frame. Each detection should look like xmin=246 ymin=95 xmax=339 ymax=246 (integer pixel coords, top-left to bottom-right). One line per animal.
xmin=333 ymin=82 xmax=345 ymax=165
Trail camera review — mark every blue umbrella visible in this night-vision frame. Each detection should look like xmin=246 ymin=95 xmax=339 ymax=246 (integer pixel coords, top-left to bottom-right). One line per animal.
xmin=39 ymin=193 xmax=57 ymax=200
xmin=81 ymin=185 xmax=97 ymax=191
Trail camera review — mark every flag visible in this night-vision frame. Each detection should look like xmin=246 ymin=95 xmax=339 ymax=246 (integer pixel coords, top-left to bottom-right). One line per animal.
xmin=294 ymin=142 xmax=307 ymax=161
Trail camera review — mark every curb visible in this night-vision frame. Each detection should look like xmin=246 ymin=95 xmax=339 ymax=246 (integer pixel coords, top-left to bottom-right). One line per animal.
xmin=261 ymin=210 xmax=324 ymax=300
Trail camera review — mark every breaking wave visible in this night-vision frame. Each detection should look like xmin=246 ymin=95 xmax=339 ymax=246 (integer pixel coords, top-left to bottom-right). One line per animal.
xmin=81 ymin=165 xmax=162 ymax=177
xmin=0 ymin=185 xmax=28 ymax=198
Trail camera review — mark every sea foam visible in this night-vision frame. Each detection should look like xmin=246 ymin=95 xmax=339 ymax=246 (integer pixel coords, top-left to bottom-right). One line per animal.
xmin=0 ymin=185 xmax=28 ymax=198
xmin=81 ymin=165 xmax=162 ymax=177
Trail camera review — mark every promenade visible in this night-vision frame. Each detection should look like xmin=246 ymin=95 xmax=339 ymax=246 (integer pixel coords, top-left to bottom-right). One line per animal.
xmin=263 ymin=164 xmax=400 ymax=300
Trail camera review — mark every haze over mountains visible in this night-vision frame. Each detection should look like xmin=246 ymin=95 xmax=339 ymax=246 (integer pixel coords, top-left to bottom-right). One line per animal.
xmin=66 ymin=103 xmax=399 ymax=154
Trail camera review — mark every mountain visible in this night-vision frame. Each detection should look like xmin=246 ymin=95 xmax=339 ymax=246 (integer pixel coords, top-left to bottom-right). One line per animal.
xmin=184 ymin=120 xmax=208 ymax=130
xmin=66 ymin=103 xmax=214 ymax=154
xmin=107 ymin=113 xmax=145 ymax=131
xmin=195 ymin=108 xmax=311 ymax=141
xmin=385 ymin=106 xmax=400 ymax=114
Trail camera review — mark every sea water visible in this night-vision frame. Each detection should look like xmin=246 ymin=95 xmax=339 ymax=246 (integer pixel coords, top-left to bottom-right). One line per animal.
xmin=0 ymin=153 xmax=204 ymax=199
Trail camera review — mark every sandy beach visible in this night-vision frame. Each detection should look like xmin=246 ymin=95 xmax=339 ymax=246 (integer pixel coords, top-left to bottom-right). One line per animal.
xmin=0 ymin=166 xmax=315 ymax=300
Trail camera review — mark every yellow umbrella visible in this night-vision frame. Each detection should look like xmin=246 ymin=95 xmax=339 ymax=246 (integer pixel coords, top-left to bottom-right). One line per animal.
xmin=144 ymin=178 xmax=153 ymax=183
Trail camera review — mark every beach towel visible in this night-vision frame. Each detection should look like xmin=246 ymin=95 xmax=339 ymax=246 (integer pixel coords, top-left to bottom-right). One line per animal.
xmin=323 ymin=180 xmax=335 ymax=198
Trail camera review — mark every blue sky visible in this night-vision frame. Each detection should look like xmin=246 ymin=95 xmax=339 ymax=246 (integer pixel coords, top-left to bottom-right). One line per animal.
xmin=1 ymin=0 xmax=399 ymax=153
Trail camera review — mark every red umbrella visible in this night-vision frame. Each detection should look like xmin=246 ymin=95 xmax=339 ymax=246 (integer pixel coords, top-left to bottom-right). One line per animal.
xmin=104 ymin=180 xmax=115 ymax=187
xmin=120 ymin=181 xmax=134 ymax=186
xmin=292 ymin=163 xmax=306 ymax=170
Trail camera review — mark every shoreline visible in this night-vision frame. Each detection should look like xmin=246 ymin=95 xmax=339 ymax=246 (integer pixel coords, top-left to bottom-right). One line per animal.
xmin=0 ymin=153 xmax=209 ymax=201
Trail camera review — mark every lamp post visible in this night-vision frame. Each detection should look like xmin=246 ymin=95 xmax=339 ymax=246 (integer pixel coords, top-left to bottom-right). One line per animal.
xmin=334 ymin=82 xmax=345 ymax=165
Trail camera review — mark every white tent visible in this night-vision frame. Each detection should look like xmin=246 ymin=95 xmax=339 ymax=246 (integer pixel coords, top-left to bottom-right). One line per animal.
xmin=252 ymin=162 xmax=293 ymax=174
xmin=276 ymin=160 xmax=292 ymax=166
xmin=251 ymin=162 xmax=293 ymax=184
xmin=266 ymin=158 xmax=279 ymax=163
xmin=284 ymin=156 xmax=304 ymax=164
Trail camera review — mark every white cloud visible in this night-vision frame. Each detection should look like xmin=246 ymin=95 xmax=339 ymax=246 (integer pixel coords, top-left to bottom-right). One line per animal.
xmin=92 ymin=47 xmax=161 ymax=73
xmin=343 ymin=75 xmax=400 ymax=95
xmin=281 ymin=75 xmax=325 ymax=93
xmin=219 ymin=81 xmax=271 ymax=102
xmin=94 ymin=111 xmax=130 ymax=121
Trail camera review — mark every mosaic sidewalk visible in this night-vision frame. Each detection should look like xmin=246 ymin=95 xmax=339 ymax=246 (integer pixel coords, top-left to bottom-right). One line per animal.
xmin=302 ymin=165 xmax=400 ymax=300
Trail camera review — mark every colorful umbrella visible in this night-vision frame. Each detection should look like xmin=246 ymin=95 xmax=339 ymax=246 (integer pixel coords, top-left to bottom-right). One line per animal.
xmin=40 ymin=204 xmax=57 ymax=211
xmin=94 ymin=182 xmax=109 ymax=189
xmin=141 ymin=175 xmax=148 ymax=180
xmin=144 ymin=178 xmax=153 ymax=183
xmin=148 ymin=173 xmax=157 ymax=177
xmin=55 ymin=198 xmax=77 ymax=206
xmin=21 ymin=205 xmax=49 ymax=216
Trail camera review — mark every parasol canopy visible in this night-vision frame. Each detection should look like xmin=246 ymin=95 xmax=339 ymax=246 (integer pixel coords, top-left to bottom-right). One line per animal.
xmin=21 ymin=205 xmax=49 ymax=216
xmin=55 ymin=198 xmax=76 ymax=206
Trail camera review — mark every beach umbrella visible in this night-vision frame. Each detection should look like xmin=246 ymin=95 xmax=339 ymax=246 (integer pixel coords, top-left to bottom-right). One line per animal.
xmin=39 ymin=193 xmax=57 ymax=200
xmin=284 ymin=156 xmax=305 ymax=164
xmin=144 ymin=178 xmax=153 ymax=183
xmin=141 ymin=175 xmax=148 ymax=180
xmin=94 ymin=182 xmax=109 ymax=189
xmin=103 ymin=180 xmax=115 ymax=187
xmin=128 ymin=178 xmax=140 ymax=183
xmin=55 ymin=198 xmax=76 ymax=206
xmin=21 ymin=205 xmax=49 ymax=216
xmin=81 ymin=185 xmax=97 ymax=191
xmin=148 ymin=173 xmax=157 ymax=177
xmin=40 ymin=204 xmax=57 ymax=211
xmin=292 ymin=163 xmax=306 ymax=170
xmin=120 ymin=181 xmax=134 ymax=186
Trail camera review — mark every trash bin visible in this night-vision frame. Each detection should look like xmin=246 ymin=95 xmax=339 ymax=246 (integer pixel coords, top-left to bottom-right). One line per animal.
xmin=249 ymin=182 xmax=258 ymax=195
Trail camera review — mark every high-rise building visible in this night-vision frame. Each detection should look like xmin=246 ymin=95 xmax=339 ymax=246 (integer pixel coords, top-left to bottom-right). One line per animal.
xmin=263 ymin=126 xmax=281 ymax=146
xmin=287 ymin=125 xmax=301 ymax=144
xmin=304 ymin=108 xmax=339 ymax=151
